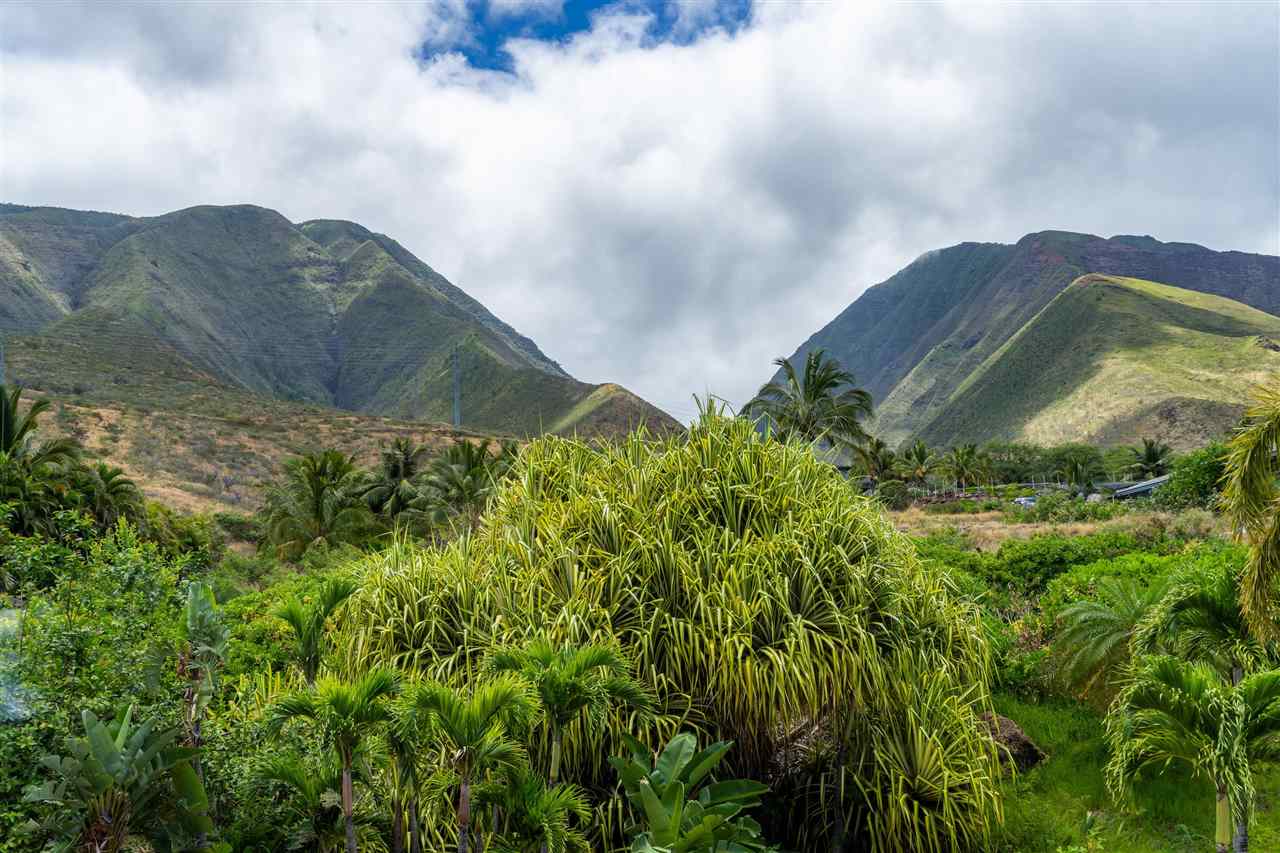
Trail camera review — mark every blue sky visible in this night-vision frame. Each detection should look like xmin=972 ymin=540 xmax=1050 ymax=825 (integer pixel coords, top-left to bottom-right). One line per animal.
xmin=437 ymin=0 xmax=751 ymax=70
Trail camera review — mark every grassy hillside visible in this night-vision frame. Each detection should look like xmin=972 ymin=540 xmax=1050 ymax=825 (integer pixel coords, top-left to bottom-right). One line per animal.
xmin=915 ymin=275 xmax=1280 ymax=448
xmin=777 ymin=231 xmax=1279 ymax=445
xmin=0 ymin=203 xmax=677 ymax=438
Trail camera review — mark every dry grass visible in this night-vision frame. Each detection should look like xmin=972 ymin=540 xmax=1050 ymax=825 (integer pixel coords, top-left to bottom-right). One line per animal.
xmin=888 ymin=506 xmax=1226 ymax=549
xmin=20 ymin=392 xmax=494 ymax=513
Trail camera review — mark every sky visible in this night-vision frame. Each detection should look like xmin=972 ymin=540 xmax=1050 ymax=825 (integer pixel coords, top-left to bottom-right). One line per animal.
xmin=1 ymin=1 xmax=1277 ymax=422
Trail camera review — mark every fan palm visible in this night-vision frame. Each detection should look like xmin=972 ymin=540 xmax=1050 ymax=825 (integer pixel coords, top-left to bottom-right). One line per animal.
xmin=742 ymin=349 xmax=873 ymax=449
xmin=361 ymin=438 xmax=431 ymax=521
xmin=263 ymin=450 xmax=370 ymax=560
xmin=853 ymin=436 xmax=897 ymax=483
xmin=1106 ymin=656 xmax=1280 ymax=853
xmin=1055 ymin=576 xmax=1170 ymax=697
xmin=489 ymin=639 xmax=651 ymax=783
xmin=897 ymin=440 xmax=937 ymax=485
xmin=269 ymin=668 xmax=401 ymax=853
xmin=1221 ymin=377 xmax=1280 ymax=640
xmin=1128 ymin=438 xmax=1173 ymax=479
xmin=275 ymin=576 xmax=359 ymax=685
xmin=402 ymin=675 xmax=537 ymax=853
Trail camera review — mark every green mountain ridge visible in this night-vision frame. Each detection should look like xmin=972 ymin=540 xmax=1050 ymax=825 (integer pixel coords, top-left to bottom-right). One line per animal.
xmin=0 ymin=202 xmax=677 ymax=438
xmin=914 ymin=275 xmax=1280 ymax=448
xmin=776 ymin=231 xmax=1279 ymax=447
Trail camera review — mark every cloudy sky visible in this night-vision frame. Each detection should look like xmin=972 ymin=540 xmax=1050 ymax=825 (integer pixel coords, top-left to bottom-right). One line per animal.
xmin=2 ymin=1 xmax=1277 ymax=420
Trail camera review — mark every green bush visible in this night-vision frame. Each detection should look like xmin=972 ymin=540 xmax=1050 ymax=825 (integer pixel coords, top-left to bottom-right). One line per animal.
xmin=874 ymin=479 xmax=912 ymax=510
xmin=212 ymin=511 xmax=262 ymax=544
xmin=1003 ymin=492 xmax=1127 ymax=524
xmin=1153 ymin=442 xmax=1228 ymax=510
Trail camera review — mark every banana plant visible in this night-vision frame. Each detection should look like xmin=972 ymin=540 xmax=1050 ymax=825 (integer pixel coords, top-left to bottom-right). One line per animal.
xmin=609 ymin=732 xmax=772 ymax=853
xmin=23 ymin=704 xmax=214 ymax=852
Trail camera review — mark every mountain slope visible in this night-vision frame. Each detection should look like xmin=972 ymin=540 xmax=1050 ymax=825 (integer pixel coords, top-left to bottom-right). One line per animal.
xmin=913 ymin=275 xmax=1280 ymax=448
xmin=0 ymin=203 xmax=677 ymax=438
xmin=778 ymin=231 xmax=1279 ymax=445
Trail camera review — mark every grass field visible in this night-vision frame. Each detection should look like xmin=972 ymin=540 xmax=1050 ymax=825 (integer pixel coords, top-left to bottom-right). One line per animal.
xmin=994 ymin=693 xmax=1280 ymax=852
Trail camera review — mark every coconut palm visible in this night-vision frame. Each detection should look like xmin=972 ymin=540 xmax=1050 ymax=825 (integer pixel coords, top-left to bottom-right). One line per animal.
xmin=1062 ymin=457 xmax=1103 ymax=496
xmin=489 ymin=639 xmax=651 ymax=783
xmin=403 ymin=675 xmax=537 ymax=853
xmin=853 ymin=436 xmax=897 ymax=483
xmin=742 ymin=349 xmax=873 ymax=449
xmin=361 ymin=437 xmax=431 ymax=521
xmin=1 ymin=384 xmax=76 ymax=464
xmin=1106 ymin=656 xmax=1280 ymax=853
xmin=275 ymin=577 xmax=359 ymax=685
xmin=1128 ymin=438 xmax=1173 ymax=479
xmin=896 ymin=440 xmax=937 ymax=486
xmin=943 ymin=443 xmax=990 ymax=491
xmin=1056 ymin=576 xmax=1170 ymax=697
xmin=1221 ymin=377 xmax=1280 ymax=640
xmin=263 ymin=450 xmax=371 ymax=560
xmin=417 ymin=439 xmax=516 ymax=526
xmin=269 ymin=668 xmax=400 ymax=853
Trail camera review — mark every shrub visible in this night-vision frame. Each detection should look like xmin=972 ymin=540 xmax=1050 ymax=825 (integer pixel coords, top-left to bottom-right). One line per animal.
xmin=342 ymin=413 xmax=1001 ymax=851
xmin=875 ymin=479 xmax=912 ymax=510
xmin=1153 ymin=442 xmax=1228 ymax=510
xmin=1003 ymin=492 xmax=1127 ymax=524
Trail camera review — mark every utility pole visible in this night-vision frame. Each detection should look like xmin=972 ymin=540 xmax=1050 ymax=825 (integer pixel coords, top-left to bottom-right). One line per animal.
xmin=450 ymin=348 xmax=461 ymax=427
xmin=0 ymin=330 xmax=5 ymax=387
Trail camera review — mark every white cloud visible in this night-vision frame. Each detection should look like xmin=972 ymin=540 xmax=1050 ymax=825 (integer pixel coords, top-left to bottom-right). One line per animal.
xmin=1 ymin=1 xmax=1276 ymax=420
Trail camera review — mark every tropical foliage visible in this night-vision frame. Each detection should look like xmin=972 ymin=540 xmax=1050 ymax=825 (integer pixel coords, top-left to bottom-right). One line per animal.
xmin=742 ymin=349 xmax=873 ymax=449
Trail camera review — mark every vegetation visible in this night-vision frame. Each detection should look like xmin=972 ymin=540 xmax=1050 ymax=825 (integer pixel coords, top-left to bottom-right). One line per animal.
xmin=1221 ymin=378 xmax=1280 ymax=640
xmin=4 ymin=373 xmax=1280 ymax=852
xmin=742 ymin=348 xmax=873 ymax=449
xmin=1 ymin=203 xmax=678 ymax=440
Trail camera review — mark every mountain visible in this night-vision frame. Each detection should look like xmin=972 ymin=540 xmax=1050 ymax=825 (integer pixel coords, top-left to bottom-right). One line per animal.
xmin=915 ymin=275 xmax=1280 ymax=448
xmin=775 ymin=231 xmax=1279 ymax=448
xmin=0 ymin=202 xmax=677 ymax=437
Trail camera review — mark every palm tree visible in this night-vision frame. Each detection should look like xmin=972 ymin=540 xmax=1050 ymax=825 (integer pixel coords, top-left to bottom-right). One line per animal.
xmin=79 ymin=463 xmax=143 ymax=528
xmin=1062 ymin=457 xmax=1102 ymax=496
xmin=418 ymin=440 xmax=510 ymax=525
xmin=1055 ymin=576 xmax=1170 ymax=697
xmin=1128 ymin=438 xmax=1173 ymax=480
xmin=263 ymin=450 xmax=371 ymax=560
xmin=361 ymin=438 xmax=431 ymax=521
xmin=489 ymin=639 xmax=651 ymax=783
xmin=275 ymin=576 xmax=359 ymax=685
xmin=896 ymin=440 xmax=937 ymax=486
xmin=943 ymin=443 xmax=989 ymax=492
xmin=269 ymin=668 xmax=401 ymax=853
xmin=1221 ymin=377 xmax=1280 ymax=641
xmin=852 ymin=436 xmax=897 ymax=483
xmin=474 ymin=765 xmax=590 ymax=853
xmin=403 ymin=675 xmax=536 ymax=853
xmin=260 ymin=752 xmax=358 ymax=853
xmin=1106 ymin=656 xmax=1280 ymax=853
xmin=1133 ymin=563 xmax=1276 ymax=687
xmin=742 ymin=349 xmax=873 ymax=449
